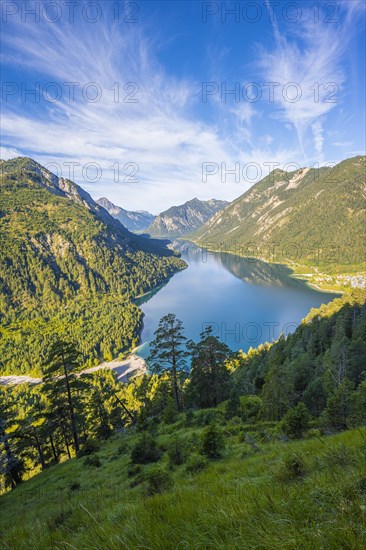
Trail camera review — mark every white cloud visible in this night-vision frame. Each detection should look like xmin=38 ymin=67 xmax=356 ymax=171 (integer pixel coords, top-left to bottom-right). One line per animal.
xmin=259 ymin=0 xmax=362 ymax=161
xmin=311 ymin=120 xmax=325 ymax=161
xmin=0 ymin=146 xmax=25 ymax=160
xmin=2 ymin=1 xmax=360 ymax=210
xmin=1 ymin=9 xmax=239 ymax=210
xmin=333 ymin=141 xmax=353 ymax=147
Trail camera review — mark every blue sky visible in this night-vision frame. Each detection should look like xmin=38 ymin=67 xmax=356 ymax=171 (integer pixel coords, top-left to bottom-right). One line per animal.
xmin=1 ymin=0 xmax=365 ymax=212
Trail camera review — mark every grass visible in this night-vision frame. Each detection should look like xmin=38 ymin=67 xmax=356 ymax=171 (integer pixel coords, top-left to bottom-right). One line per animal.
xmin=0 ymin=422 xmax=365 ymax=549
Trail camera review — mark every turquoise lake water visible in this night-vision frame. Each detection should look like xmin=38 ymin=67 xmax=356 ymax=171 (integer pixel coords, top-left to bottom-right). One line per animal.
xmin=136 ymin=242 xmax=337 ymax=359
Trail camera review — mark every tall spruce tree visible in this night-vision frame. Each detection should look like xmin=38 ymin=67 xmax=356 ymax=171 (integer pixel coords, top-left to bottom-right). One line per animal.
xmin=0 ymin=388 xmax=23 ymax=489
xmin=42 ymin=340 xmax=83 ymax=454
xmin=188 ymin=327 xmax=232 ymax=408
xmin=148 ymin=314 xmax=188 ymax=412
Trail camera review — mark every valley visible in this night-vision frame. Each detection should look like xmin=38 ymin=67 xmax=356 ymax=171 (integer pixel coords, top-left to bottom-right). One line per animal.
xmin=1 ymin=156 xmax=365 ymax=549
xmin=96 ymin=197 xmax=155 ymax=232
xmin=146 ymin=197 xmax=229 ymax=238
xmin=135 ymin=241 xmax=339 ymax=359
xmin=1 ymin=4 xmax=366 ymax=548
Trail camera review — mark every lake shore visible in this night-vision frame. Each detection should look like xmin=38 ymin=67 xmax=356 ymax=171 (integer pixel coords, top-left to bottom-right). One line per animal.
xmin=0 ymin=352 xmax=147 ymax=387
xmin=183 ymin=239 xmax=364 ymax=294
xmin=82 ymin=353 xmax=147 ymax=382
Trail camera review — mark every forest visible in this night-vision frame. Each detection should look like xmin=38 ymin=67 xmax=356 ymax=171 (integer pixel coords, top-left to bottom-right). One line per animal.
xmin=1 ymin=289 xmax=365 ymax=492
xmin=192 ymin=156 xmax=366 ymax=274
xmin=1 ymin=158 xmax=365 ymax=548
xmin=0 ymin=158 xmax=185 ymax=375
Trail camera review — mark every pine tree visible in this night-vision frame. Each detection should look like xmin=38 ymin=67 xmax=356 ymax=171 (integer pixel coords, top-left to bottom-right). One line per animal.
xmin=261 ymin=356 xmax=293 ymax=421
xmin=188 ymin=327 xmax=232 ymax=408
xmin=0 ymin=389 xmax=24 ymax=489
xmin=149 ymin=314 xmax=188 ymax=412
xmin=324 ymin=379 xmax=354 ymax=429
xmin=42 ymin=340 xmax=83 ymax=454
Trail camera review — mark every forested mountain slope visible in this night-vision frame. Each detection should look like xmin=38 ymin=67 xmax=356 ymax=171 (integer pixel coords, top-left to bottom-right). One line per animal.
xmin=96 ymin=196 xmax=155 ymax=232
xmin=0 ymin=291 xmax=365 ymax=548
xmin=192 ymin=156 xmax=366 ymax=272
xmin=147 ymin=197 xmax=228 ymax=238
xmin=0 ymin=158 xmax=185 ymax=375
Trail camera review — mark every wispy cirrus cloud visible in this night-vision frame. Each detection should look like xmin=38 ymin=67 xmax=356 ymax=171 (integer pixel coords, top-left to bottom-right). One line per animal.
xmin=1 ymin=1 xmax=364 ymax=210
xmin=1 ymin=2 xmax=240 ymax=209
xmin=260 ymin=0 xmax=364 ymax=161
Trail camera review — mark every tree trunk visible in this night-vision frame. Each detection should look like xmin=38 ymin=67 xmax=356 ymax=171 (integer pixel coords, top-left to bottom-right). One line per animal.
xmin=98 ymin=403 xmax=109 ymax=439
xmin=1 ymin=427 xmax=21 ymax=488
xmin=60 ymin=423 xmax=71 ymax=459
xmin=110 ymin=390 xmax=134 ymax=422
xmin=33 ymin=432 xmax=46 ymax=469
xmin=171 ymin=367 xmax=181 ymax=413
xmin=62 ymin=351 xmax=79 ymax=454
xmin=209 ymin=344 xmax=217 ymax=407
xmin=49 ymin=433 xmax=58 ymax=462
xmin=171 ymin=335 xmax=181 ymax=412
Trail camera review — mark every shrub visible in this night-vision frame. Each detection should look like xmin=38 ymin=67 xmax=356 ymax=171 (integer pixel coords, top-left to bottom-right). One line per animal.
xmin=144 ymin=468 xmax=173 ymax=496
xmin=130 ymin=433 xmax=162 ymax=464
xmin=127 ymin=463 xmax=142 ymax=478
xmin=168 ymin=438 xmax=187 ymax=467
xmin=242 ymin=434 xmax=260 ymax=453
xmin=187 ymin=432 xmax=201 ymax=453
xmin=241 ymin=395 xmax=262 ymax=422
xmin=225 ymin=392 xmax=242 ymax=420
xmin=163 ymin=398 xmax=178 ymax=424
xmin=78 ymin=439 xmax=100 ymax=457
xmin=84 ymin=455 xmax=101 ymax=468
xmin=306 ymin=428 xmax=322 ymax=439
xmin=186 ymin=454 xmax=208 ymax=474
xmin=226 ymin=419 xmax=243 ymax=436
xmin=195 ymin=409 xmax=224 ymax=427
xmin=278 ymin=454 xmax=307 ymax=482
xmin=69 ymin=482 xmax=80 ymax=492
xmin=147 ymin=416 xmax=160 ymax=433
xmin=282 ymin=402 xmax=310 ymax=439
xmin=117 ymin=441 xmax=129 ymax=456
xmin=202 ymin=423 xmax=225 ymax=459
xmin=184 ymin=409 xmax=195 ymax=427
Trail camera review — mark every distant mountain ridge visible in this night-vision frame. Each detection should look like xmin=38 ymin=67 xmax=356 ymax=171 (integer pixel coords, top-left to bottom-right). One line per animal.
xmin=192 ymin=156 xmax=366 ymax=272
xmin=96 ymin=197 xmax=155 ymax=232
xmin=147 ymin=197 xmax=229 ymax=238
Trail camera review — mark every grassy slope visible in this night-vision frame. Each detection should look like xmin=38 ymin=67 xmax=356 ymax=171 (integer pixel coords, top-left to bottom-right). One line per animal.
xmin=1 ymin=425 xmax=365 ymax=549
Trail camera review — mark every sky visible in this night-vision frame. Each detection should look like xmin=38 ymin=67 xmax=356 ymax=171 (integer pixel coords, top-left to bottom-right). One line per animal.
xmin=1 ymin=0 xmax=365 ymax=212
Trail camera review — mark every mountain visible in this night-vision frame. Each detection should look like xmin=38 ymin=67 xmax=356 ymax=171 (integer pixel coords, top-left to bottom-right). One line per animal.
xmin=0 ymin=157 xmax=185 ymax=375
xmin=192 ymin=156 xmax=366 ymax=272
xmin=147 ymin=197 xmax=229 ymax=238
xmin=96 ymin=197 xmax=155 ymax=232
